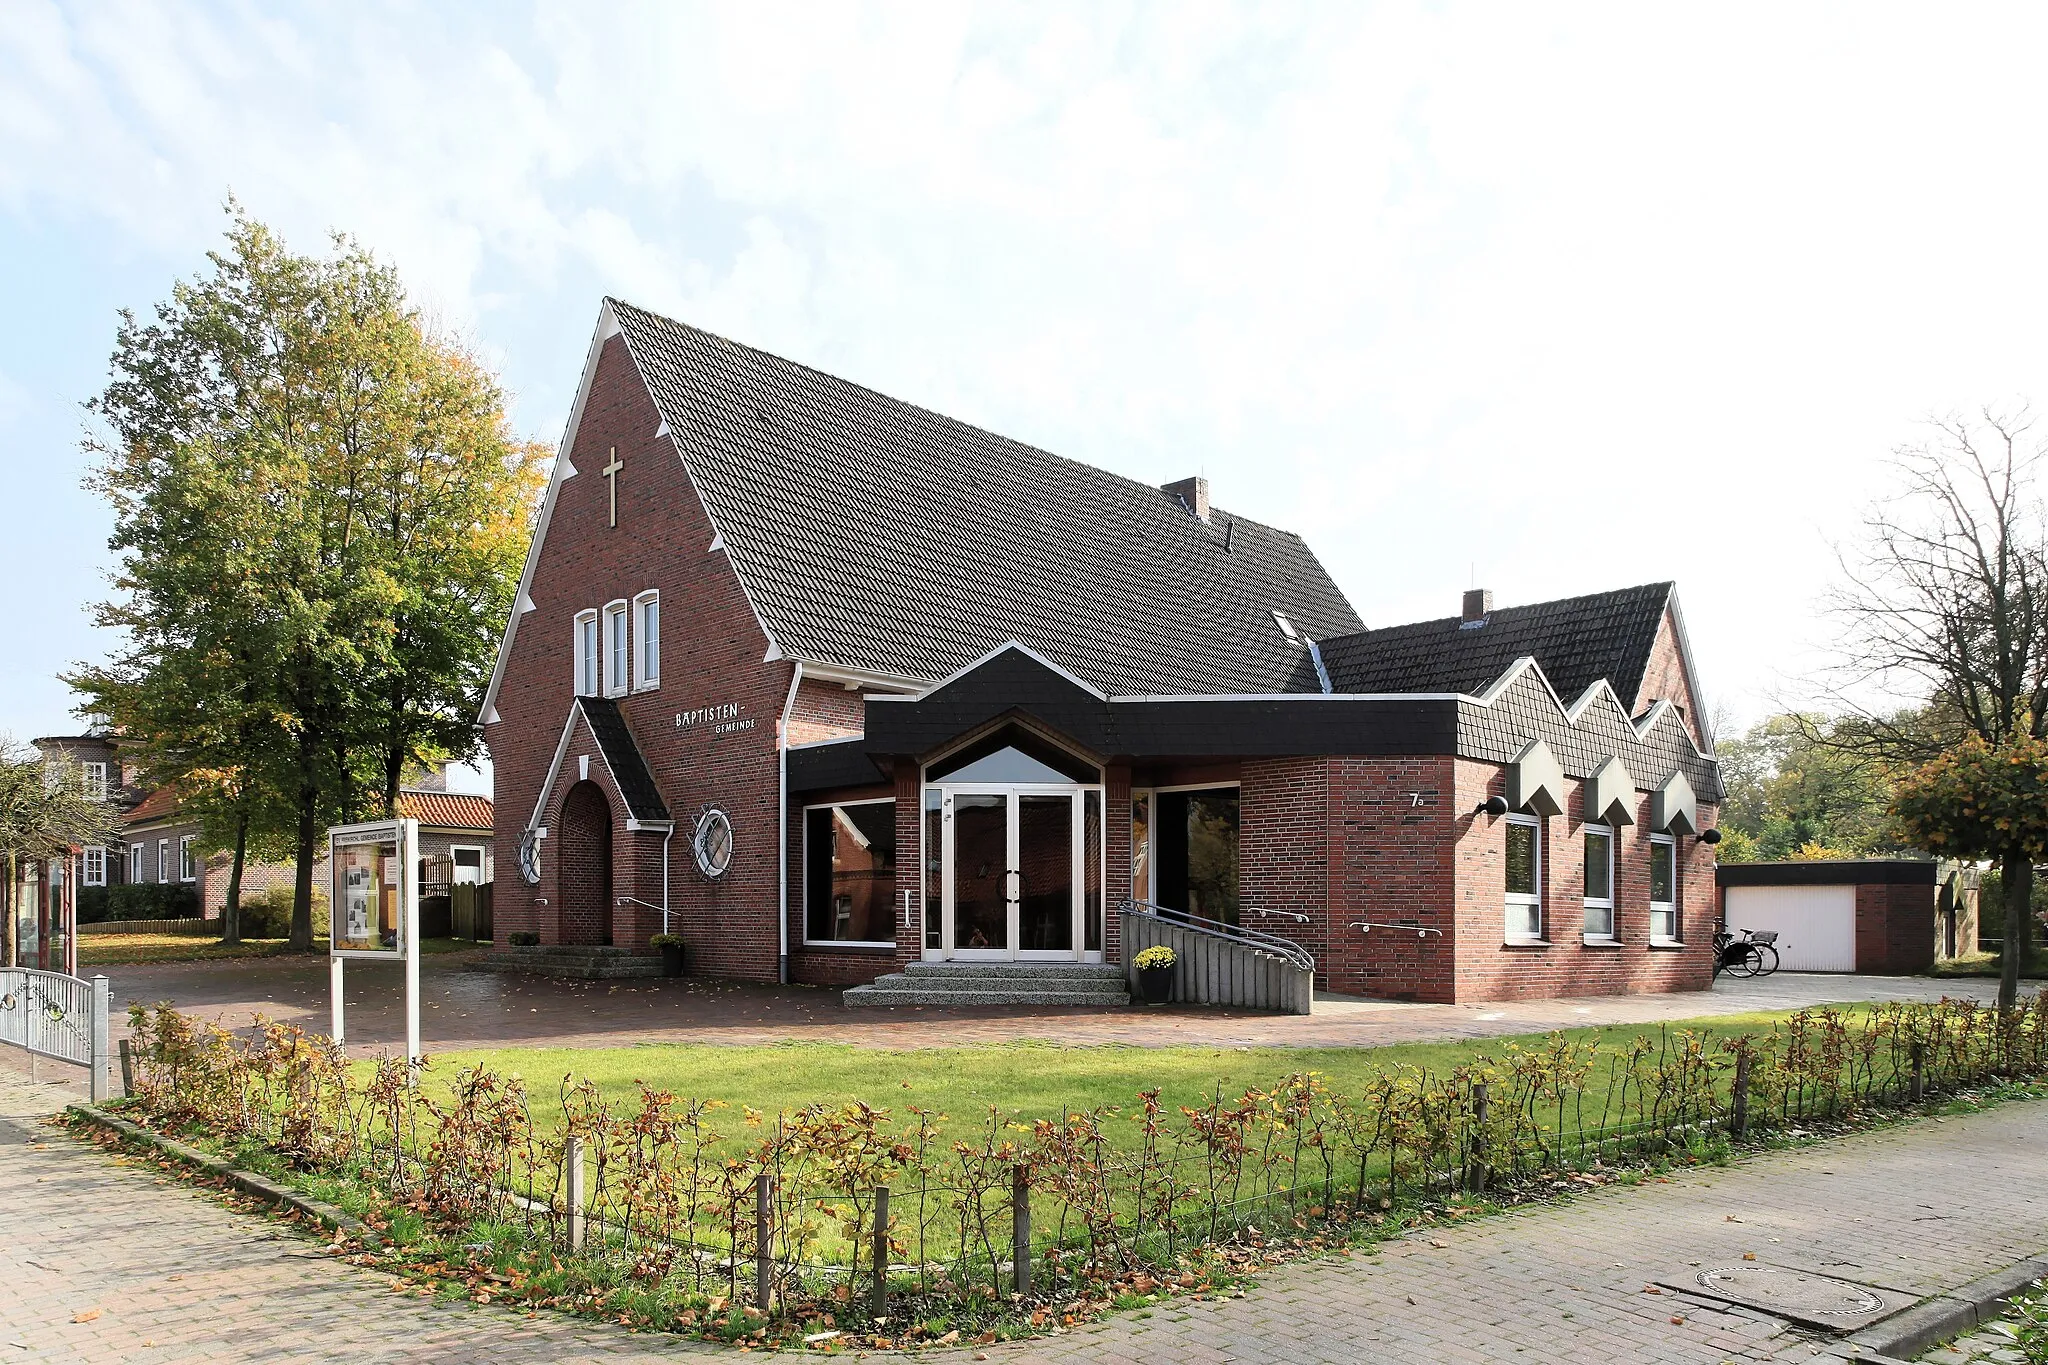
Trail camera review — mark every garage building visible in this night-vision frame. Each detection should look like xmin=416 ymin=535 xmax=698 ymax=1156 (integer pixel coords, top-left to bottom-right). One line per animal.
xmin=1715 ymin=859 xmax=1966 ymax=975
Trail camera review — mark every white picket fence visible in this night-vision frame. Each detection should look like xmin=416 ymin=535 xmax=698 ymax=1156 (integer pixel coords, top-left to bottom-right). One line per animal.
xmin=0 ymin=968 xmax=111 ymax=1101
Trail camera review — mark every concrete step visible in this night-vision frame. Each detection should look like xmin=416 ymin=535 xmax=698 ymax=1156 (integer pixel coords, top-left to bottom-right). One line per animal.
xmin=900 ymin=961 xmax=1126 ymax=981
xmin=844 ymin=982 xmax=1130 ymax=1008
xmin=846 ymin=962 xmax=1131 ymax=1008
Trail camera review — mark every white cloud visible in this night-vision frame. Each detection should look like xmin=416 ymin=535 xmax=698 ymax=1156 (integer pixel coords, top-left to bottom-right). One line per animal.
xmin=7 ymin=1 xmax=2048 ymax=731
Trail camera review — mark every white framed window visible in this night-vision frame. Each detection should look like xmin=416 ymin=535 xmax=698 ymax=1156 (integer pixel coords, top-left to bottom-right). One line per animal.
xmin=82 ymin=761 xmax=108 ymax=801
xmin=574 ymin=610 xmax=599 ymax=696
xmin=180 ymin=834 xmax=197 ymax=882
xmin=1649 ymin=835 xmax=1679 ymax=942
xmin=635 ymin=590 xmax=661 ymax=689
xmin=604 ymin=600 xmax=630 ymax=697
xmin=83 ymin=846 xmax=106 ymax=887
xmin=450 ymin=845 xmax=486 ymax=885
xmin=130 ymin=843 xmax=146 ymax=882
xmin=802 ymin=799 xmax=899 ymax=946
xmin=157 ymin=838 xmax=170 ymax=883
xmin=1583 ymin=824 xmax=1615 ymax=939
xmin=1505 ymin=814 xmax=1543 ymax=941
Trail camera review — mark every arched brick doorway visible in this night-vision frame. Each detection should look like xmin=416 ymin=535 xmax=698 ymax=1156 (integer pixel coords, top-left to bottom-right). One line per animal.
xmin=558 ymin=780 xmax=614 ymax=946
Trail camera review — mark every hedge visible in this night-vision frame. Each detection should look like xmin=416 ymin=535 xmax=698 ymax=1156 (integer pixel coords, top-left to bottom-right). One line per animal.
xmin=106 ymin=883 xmax=200 ymax=920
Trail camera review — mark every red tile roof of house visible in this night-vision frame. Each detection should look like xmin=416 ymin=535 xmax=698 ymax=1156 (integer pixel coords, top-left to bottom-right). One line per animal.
xmin=124 ymin=786 xmax=186 ymax=826
xmin=394 ymin=791 xmax=494 ymax=831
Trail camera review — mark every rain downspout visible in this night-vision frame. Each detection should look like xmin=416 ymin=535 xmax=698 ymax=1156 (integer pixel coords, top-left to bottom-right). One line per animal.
xmin=777 ymin=662 xmax=804 ymax=985
xmin=660 ymin=824 xmax=673 ymax=937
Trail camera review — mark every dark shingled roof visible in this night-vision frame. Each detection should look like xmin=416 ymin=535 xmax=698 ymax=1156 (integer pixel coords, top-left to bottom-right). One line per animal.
xmin=577 ymin=697 xmax=670 ymax=823
xmin=611 ymin=299 xmax=1363 ymax=697
xmin=1317 ymin=583 xmax=1675 ymax=705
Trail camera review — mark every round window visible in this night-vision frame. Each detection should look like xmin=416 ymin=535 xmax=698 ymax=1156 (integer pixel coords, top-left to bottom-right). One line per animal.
xmin=693 ymin=808 xmax=734 ymax=879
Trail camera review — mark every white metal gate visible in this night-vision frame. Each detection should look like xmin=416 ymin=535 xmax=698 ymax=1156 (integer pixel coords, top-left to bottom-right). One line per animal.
xmin=0 ymin=968 xmax=111 ymax=1100
xmin=1724 ymin=885 xmax=1858 ymax=972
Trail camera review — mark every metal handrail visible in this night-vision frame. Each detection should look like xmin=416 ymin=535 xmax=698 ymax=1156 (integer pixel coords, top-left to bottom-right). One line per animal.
xmin=1122 ymin=899 xmax=1316 ymax=972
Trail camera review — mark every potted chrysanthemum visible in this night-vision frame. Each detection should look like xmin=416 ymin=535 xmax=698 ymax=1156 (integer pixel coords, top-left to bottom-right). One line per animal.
xmin=650 ymin=933 xmax=686 ymax=977
xmin=1132 ymin=944 xmax=1176 ymax=1005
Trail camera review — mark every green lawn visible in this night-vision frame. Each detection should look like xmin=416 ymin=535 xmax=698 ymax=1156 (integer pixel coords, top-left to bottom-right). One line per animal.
xmin=425 ymin=1007 xmax=1824 ymax=1145
xmin=1928 ymin=952 xmax=2048 ymax=980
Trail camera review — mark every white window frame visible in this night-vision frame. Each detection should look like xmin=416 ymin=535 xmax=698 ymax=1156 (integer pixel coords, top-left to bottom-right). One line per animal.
xmin=450 ymin=844 xmax=486 ymax=886
xmin=131 ymin=843 xmax=146 ymax=882
xmin=179 ymin=834 xmax=197 ymax=882
xmin=157 ymin=838 xmax=170 ymax=884
xmin=604 ymin=599 xmax=630 ymax=697
xmin=83 ymin=846 xmax=106 ymax=887
xmin=802 ymin=798 xmax=899 ymax=948
xmin=1582 ymin=823 xmax=1616 ymax=940
xmin=1649 ymin=834 xmax=1680 ymax=943
xmin=1504 ymin=813 xmax=1544 ymax=943
xmin=82 ymin=761 xmax=108 ymax=801
xmin=574 ymin=609 xmax=600 ymax=696
xmin=634 ymin=590 xmax=661 ymax=690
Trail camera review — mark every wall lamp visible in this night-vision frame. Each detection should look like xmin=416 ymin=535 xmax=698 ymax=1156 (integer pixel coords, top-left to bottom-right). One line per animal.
xmin=1699 ymin=828 xmax=1723 ymax=844
xmin=1473 ymin=795 xmax=1510 ymax=817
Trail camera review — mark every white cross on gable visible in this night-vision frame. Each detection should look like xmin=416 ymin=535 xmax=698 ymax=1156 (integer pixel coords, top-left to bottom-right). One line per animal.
xmin=602 ymin=448 xmax=624 ymax=528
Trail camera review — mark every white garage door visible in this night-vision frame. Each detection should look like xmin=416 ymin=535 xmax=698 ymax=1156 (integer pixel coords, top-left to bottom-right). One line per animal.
xmin=1724 ymin=885 xmax=1858 ymax=972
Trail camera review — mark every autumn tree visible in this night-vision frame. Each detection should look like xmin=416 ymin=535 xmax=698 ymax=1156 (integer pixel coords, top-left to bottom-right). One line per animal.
xmin=73 ymin=207 xmax=543 ymax=950
xmin=1893 ymin=735 xmax=2048 ymax=1003
xmin=1829 ymin=410 xmax=2048 ymax=1007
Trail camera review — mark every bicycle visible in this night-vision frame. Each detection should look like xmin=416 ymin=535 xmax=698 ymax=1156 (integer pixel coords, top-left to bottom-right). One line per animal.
xmin=1714 ymin=927 xmax=1781 ymax=979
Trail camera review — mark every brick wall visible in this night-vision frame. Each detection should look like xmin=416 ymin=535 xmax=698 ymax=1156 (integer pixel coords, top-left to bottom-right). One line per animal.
xmin=487 ymin=333 xmax=794 ymax=980
xmin=1635 ymin=606 xmax=1705 ymax=746
xmin=1329 ymin=756 xmax=1458 ymax=1001
xmin=1855 ymin=881 xmax=1936 ymax=974
xmin=788 ymin=678 xmax=869 ymax=745
xmin=1451 ymin=759 xmax=1715 ymax=1001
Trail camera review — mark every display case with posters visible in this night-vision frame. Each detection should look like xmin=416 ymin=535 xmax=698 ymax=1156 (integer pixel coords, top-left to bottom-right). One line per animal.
xmin=325 ymin=818 xmax=420 ymax=1063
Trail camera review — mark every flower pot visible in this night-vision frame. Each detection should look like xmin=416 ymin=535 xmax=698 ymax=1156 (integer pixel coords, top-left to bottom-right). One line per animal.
xmin=659 ymin=942 xmax=686 ymax=977
xmin=1136 ymin=963 xmax=1174 ymax=1005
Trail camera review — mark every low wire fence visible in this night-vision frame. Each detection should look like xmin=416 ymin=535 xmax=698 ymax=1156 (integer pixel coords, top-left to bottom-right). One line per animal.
xmin=119 ymin=993 xmax=2048 ymax=1330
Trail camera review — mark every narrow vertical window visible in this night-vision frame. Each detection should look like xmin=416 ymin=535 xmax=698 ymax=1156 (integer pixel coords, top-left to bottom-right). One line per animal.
xmin=131 ymin=844 xmax=145 ymax=882
xmin=574 ymin=611 xmax=599 ymax=696
xmin=1583 ymin=825 xmax=1615 ymax=939
xmin=180 ymin=835 xmax=197 ymax=882
xmin=83 ymin=847 xmax=105 ymax=887
xmin=1505 ymin=815 xmax=1542 ymax=941
xmin=605 ymin=601 xmax=629 ymax=696
xmin=83 ymin=762 xmax=108 ymax=801
xmin=157 ymin=839 xmax=170 ymax=883
xmin=636 ymin=591 xmax=660 ymax=688
xmin=1649 ymin=835 xmax=1678 ymax=942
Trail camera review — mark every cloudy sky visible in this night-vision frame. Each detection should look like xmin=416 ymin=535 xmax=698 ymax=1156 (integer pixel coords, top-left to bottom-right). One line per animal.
xmin=6 ymin=1 xmax=2048 ymax=748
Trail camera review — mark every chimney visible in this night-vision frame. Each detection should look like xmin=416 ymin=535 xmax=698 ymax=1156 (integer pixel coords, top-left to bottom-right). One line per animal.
xmin=1462 ymin=588 xmax=1493 ymax=624
xmin=1162 ymin=475 xmax=1210 ymax=523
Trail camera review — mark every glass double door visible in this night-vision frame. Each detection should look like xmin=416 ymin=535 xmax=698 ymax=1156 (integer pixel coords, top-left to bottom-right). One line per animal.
xmin=938 ymin=785 xmax=1092 ymax=960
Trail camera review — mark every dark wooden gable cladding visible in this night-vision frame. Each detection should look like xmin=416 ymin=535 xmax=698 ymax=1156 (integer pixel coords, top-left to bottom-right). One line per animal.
xmin=861 ymin=645 xmax=1460 ymax=761
xmin=577 ymin=697 xmax=671 ymax=823
xmin=787 ymin=738 xmax=887 ymax=794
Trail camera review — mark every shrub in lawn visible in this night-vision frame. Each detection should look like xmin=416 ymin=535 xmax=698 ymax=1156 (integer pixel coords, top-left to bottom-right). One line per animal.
xmin=234 ymin=885 xmax=330 ymax=939
xmin=77 ymin=886 xmax=110 ymax=924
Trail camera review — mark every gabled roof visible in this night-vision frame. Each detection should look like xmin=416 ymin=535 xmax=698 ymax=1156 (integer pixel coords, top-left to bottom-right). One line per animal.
xmin=576 ymin=697 xmax=670 ymax=824
xmin=394 ymin=791 xmax=495 ymax=832
xmin=1317 ymin=583 xmax=1678 ymax=708
xmin=610 ymin=299 xmax=1363 ymax=697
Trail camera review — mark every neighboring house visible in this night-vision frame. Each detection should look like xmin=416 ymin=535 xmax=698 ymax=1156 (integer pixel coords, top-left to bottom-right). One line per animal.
xmin=30 ymin=734 xmax=147 ymax=891
xmin=120 ymin=776 xmax=493 ymax=920
xmin=481 ymin=299 xmax=1723 ymax=1004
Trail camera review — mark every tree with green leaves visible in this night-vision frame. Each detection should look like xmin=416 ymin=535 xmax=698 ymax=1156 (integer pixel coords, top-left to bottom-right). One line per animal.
xmin=1892 ymin=734 xmax=2048 ymax=1005
xmin=1715 ymin=712 xmax=1902 ymax=860
xmin=1827 ymin=410 xmax=2048 ymax=1006
xmin=73 ymin=207 xmax=543 ymax=950
xmin=0 ymin=737 xmax=121 ymax=967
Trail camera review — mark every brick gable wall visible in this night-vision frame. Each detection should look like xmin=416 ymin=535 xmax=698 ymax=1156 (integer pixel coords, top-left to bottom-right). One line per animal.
xmin=488 ymin=334 xmax=794 ymax=979
xmin=1635 ymin=606 xmax=1704 ymax=746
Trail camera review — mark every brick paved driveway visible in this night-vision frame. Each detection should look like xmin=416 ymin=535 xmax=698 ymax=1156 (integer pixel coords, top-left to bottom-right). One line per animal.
xmin=3 ymin=1053 xmax=2044 ymax=1364
xmin=91 ymin=949 xmax=2001 ymax=1053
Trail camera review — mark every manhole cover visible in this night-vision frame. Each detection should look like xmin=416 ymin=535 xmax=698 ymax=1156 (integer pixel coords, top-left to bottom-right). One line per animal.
xmin=1666 ymin=1264 xmax=1901 ymax=1331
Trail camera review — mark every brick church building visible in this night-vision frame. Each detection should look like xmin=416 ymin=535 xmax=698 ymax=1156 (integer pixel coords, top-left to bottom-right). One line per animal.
xmin=482 ymin=299 xmax=1722 ymax=1004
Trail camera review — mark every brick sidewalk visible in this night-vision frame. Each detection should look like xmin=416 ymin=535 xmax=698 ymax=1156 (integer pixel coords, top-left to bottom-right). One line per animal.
xmin=91 ymin=950 xmax=2001 ymax=1053
xmin=3 ymin=1053 xmax=2044 ymax=1364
